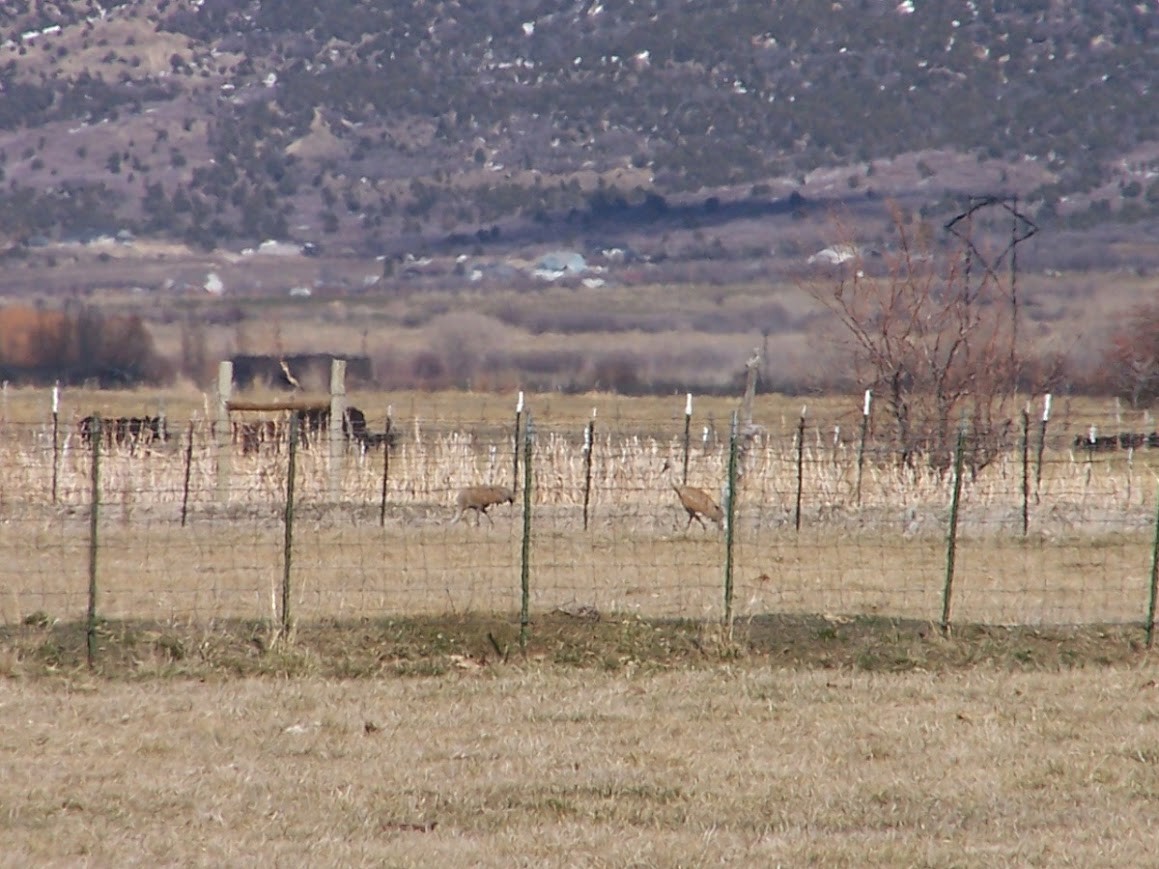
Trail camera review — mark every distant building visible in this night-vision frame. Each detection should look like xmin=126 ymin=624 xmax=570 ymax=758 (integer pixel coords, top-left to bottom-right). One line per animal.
xmin=532 ymin=250 xmax=588 ymax=280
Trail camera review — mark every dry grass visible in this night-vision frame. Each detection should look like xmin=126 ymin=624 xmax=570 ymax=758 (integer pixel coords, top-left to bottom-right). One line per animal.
xmin=2 ymin=663 xmax=1158 ymax=866
xmin=1 ymin=385 xmax=1157 ymax=629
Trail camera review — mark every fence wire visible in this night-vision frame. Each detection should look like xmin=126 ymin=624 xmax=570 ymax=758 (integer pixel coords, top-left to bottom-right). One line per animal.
xmin=2 ymin=410 xmax=1157 ymax=632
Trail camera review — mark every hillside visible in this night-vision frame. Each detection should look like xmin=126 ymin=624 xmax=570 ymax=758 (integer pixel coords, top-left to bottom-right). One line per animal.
xmin=0 ymin=1 xmax=1156 ymax=397
xmin=0 ymin=0 xmax=1154 ymax=262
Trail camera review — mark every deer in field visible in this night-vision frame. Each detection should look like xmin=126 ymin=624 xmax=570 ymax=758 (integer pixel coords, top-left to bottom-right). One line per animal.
xmin=451 ymin=485 xmax=516 ymax=526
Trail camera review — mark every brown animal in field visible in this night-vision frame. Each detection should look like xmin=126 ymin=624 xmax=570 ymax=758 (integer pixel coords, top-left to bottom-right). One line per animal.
xmin=662 ymin=460 xmax=723 ymax=531
xmin=451 ymin=485 xmax=515 ymax=526
xmin=233 ymin=420 xmax=280 ymax=455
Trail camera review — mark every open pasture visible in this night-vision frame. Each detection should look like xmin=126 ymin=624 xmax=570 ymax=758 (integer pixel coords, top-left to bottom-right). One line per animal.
xmin=2 ymin=665 xmax=1158 ymax=866
xmin=2 ymin=385 xmax=1159 ymax=866
xmin=1 ymin=386 xmax=1157 ymax=631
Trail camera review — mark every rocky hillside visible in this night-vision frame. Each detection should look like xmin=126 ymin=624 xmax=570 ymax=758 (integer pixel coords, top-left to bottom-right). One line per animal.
xmin=0 ymin=0 xmax=1156 ymax=267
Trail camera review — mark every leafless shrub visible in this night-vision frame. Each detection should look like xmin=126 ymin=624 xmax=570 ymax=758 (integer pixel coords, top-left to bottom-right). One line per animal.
xmin=807 ymin=203 xmax=1021 ymax=474
xmin=1098 ymin=303 xmax=1159 ymax=406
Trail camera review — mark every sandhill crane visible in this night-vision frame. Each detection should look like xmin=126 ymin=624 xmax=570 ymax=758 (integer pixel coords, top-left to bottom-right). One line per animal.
xmin=279 ymin=358 xmax=302 ymax=391
xmin=661 ymin=461 xmax=723 ymax=531
xmin=451 ymin=485 xmax=515 ymax=526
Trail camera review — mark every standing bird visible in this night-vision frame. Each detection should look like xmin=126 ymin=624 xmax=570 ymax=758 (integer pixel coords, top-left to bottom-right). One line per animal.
xmin=451 ymin=485 xmax=515 ymax=526
xmin=661 ymin=461 xmax=723 ymax=531
xmin=279 ymin=358 xmax=302 ymax=391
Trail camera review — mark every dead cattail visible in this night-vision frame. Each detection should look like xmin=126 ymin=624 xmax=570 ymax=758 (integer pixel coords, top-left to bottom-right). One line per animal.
xmin=451 ymin=484 xmax=515 ymax=526
xmin=662 ymin=461 xmax=723 ymax=531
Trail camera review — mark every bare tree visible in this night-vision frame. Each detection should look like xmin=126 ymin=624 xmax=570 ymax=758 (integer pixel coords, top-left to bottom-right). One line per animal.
xmin=808 ymin=204 xmax=1017 ymax=474
xmin=1102 ymin=304 xmax=1159 ymax=408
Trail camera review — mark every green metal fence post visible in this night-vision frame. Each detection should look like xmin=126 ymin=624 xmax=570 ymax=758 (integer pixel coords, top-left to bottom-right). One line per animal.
xmin=280 ymin=412 xmax=299 ymax=640
xmin=51 ymin=383 xmax=60 ymax=504
xmin=855 ymin=389 xmax=871 ymax=506
xmin=1145 ymin=485 xmax=1159 ymax=648
xmin=794 ymin=407 xmax=806 ymax=532
xmin=682 ymin=393 xmax=692 ymax=486
xmin=379 ymin=414 xmax=392 ymax=528
xmin=180 ymin=422 xmax=195 ymax=527
xmin=513 ymin=391 xmax=524 ymax=493
xmin=582 ymin=410 xmax=595 ymax=531
xmin=1035 ymin=393 xmax=1051 ymax=503
xmin=86 ymin=415 xmax=101 ymax=670
xmin=1021 ymin=408 xmax=1030 ymax=537
xmin=520 ymin=413 xmax=534 ymax=650
xmin=941 ymin=427 xmax=967 ymax=637
xmin=724 ymin=412 xmax=740 ymax=629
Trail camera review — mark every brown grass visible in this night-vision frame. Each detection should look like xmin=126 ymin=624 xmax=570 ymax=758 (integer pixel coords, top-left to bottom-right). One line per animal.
xmin=1 ymin=385 xmax=1157 ymax=630
xmin=2 ymin=658 xmax=1158 ymax=865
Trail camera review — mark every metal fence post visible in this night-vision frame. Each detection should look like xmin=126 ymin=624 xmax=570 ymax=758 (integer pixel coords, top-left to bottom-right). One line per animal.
xmin=1021 ymin=408 xmax=1030 ymax=537
xmin=1146 ymin=485 xmax=1159 ymax=648
xmin=328 ymin=358 xmax=347 ymax=501
xmin=941 ymin=427 xmax=967 ymax=637
xmin=180 ymin=422 xmax=195 ymax=527
xmin=379 ymin=414 xmax=392 ymax=528
xmin=723 ymin=413 xmax=740 ymax=628
xmin=855 ymin=390 xmax=871 ymax=506
xmin=86 ymin=415 xmax=101 ymax=670
xmin=519 ymin=413 xmax=534 ymax=650
xmin=682 ymin=393 xmax=692 ymax=486
xmin=513 ymin=391 xmax=524 ymax=493
xmin=794 ymin=406 xmax=806 ymax=532
xmin=214 ymin=361 xmax=232 ymax=504
xmin=582 ymin=409 xmax=595 ymax=531
xmin=1035 ymin=393 xmax=1051 ymax=503
xmin=51 ymin=383 xmax=60 ymax=504
xmin=280 ymin=412 xmax=299 ymax=640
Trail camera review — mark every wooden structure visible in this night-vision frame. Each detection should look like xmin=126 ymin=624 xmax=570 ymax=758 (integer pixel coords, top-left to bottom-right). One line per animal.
xmin=214 ymin=358 xmax=349 ymax=503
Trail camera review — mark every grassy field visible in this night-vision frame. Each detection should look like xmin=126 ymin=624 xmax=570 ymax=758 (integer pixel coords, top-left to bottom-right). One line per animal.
xmin=2 ymin=648 xmax=1158 ymax=866
xmin=2 ymin=386 xmax=1159 ymax=864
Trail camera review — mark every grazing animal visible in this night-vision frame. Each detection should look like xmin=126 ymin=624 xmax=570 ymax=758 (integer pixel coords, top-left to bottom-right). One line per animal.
xmin=451 ymin=485 xmax=515 ymax=526
xmin=287 ymin=405 xmax=385 ymax=450
xmin=233 ymin=420 xmax=280 ymax=455
xmin=662 ymin=460 xmax=723 ymax=531
xmin=79 ymin=414 xmax=168 ymax=450
xmin=344 ymin=406 xmax=369 ymax=443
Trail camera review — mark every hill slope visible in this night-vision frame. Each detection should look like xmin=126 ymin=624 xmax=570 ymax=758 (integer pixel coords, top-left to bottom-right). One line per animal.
xmin=0 ymin=0 xmax=1155 ymax=275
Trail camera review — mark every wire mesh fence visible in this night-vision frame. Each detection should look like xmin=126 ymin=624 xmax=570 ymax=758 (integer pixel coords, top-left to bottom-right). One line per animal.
xmin=3 ymin=398 xmax=1159 ymax=652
